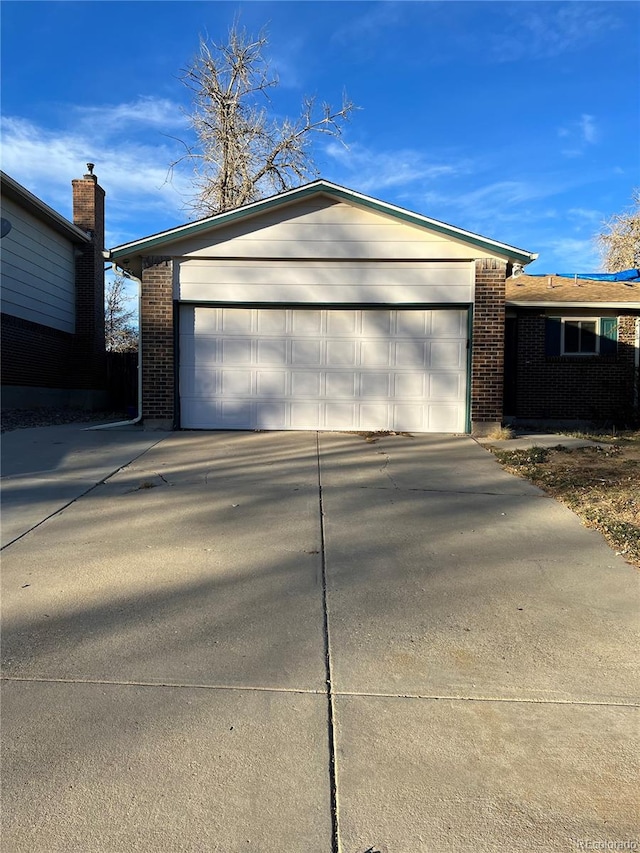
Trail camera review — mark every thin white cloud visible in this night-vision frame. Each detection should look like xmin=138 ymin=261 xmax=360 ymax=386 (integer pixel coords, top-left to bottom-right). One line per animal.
xmin=542 ymin=237 xmax=600 ymax=272
xmin=332 ymin=2 xmax=405 ymax=48
xmin=558 ymin=114 xmax=600 ymax=156
xmin=324 ymin=141 xmax=463 ymax=195
xmin=74 ymin=97 xmax=189 ymax=131
xmin=0 ymin=114 xmax=194 ymax=247
xmin=568 ymin=207 xmax=602 ymax=223
xmin=498 ymin=4 xmax=621 ymax=62
xmin=580 ymin=114 xmax=598 ymax=144
xmin=429 ymin=180 xmax=566 ymax=227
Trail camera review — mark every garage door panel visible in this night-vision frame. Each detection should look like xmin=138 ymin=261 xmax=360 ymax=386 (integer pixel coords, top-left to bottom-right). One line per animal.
xmin=292 ymin=311 xmax=322 ymax=334
xmin=394 ymin=341 xmax=427 ymax=367
xmin=221 ymin=370 xmax=252 ymax=396
xmin=430 ymin=340 xmax=464 ymax=368
xmin=184 ymin=369 xmax=218 ymax=397
xmin=327 ymin=340 xmax=356 ymax=365
xmin=326 ymin=373 xmax=357 ymax=397
xmin=361 ymin=373 xmax=390 ymax=397
xmin=394 ymin=373 xmax=425 ymax=398
xmin=192 ymin=336 xmax=217 ymax=362
xmin=396 ymin=312 xmax=428 ymax=336
xmin=361 ymin=341 xmax=391 ymax=366
xmin=291 ymin=402 xmax=321 ymax=429
xmin=392 ymin=404 xmax=424 ymax=432
xmin=291 ymin=371 xmax=322 ymax=397
xmin=362 ymin=311 xmax=393 ymax=336
xmin=180 ymin=307 xmax=468 ymax=432
xmin=427 ymin=404 xmax=462 ymax=432
xmin=292 ymin=340 xmax=322 ymax=365
xmin=256 ymin=402 xmax=287 ymax=429
xmin=257 ymin=310 xmax=287 ymax=334
xmin=222 ymin=339 xmax=252 ymax=363
xmin=221 ymin=308 xmax=253 ymax=333
xmin=256 ymin=371 xmax=287 ymax=396
xmin=257 ymin=339 xmax=287 ymax=364
xmin=429 ymin=372 xmax=463 ymax=399
xmin=326 ymin=402 xmax=357 ymax=429
xmin=432 ymin=310 xmax=466 ymax=335
xmin=327 ymin=311 xmax=358 ymax=335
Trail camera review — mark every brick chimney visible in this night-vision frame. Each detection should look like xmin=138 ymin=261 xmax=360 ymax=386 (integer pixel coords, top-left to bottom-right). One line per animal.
xmin=71 ymin=164 xmax=106 ymax=396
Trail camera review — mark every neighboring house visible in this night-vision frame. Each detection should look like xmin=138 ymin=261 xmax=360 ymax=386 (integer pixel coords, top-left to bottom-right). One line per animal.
xmin=505 ymin=274 xmax=640 ymax=424
xmin=110 ymin=179 xmax=537 ymax=434
xmin=0 ymin=169 xmax=106 ymax=409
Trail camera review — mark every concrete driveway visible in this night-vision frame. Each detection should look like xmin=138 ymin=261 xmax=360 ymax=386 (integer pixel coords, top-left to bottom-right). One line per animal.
xmin=1 ymin=428 xmax=638 ymax=852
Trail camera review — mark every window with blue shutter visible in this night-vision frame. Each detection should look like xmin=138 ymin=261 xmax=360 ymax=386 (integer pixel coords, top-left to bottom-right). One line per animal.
xmin=600 ymin=317 xmax=618 ymax=355
xmin=545 ymin=317 xmax=562 ymax=356
xmin=545 ymin=316 xmax=618 ymax=356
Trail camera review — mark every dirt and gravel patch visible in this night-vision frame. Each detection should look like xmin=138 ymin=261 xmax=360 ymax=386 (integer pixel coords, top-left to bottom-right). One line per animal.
xmin=491 ymin=432 xmax=640 ymax=568
xmin=1 ymin=408 xmax=128 ymax=433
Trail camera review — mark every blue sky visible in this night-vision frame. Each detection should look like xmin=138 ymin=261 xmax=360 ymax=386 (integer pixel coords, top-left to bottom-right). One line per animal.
xmin=2 ymin=0 xmax=638 ymax=273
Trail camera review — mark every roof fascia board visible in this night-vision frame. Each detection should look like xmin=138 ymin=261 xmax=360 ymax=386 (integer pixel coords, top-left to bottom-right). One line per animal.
xmin=0 ymin=171 xmax=90 ymax=244
xmin=507 ymin=300 xmax=640 ymax=309
xmin=111 ymin=180 xmax=537 ymax=265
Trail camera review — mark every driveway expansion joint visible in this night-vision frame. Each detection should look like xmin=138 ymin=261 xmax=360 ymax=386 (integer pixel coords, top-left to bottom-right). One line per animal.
xmin=334 ymin=689 xmax=640 ymax=708
xmin=316 ymin=432 xmax=341 ymax=853
xmin=0 ymin=676 xmax=325 ymax=695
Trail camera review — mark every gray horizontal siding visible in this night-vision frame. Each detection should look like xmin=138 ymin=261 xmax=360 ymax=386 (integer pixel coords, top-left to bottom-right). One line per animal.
xmin=0 ymin=197 xmax=76 ymax=332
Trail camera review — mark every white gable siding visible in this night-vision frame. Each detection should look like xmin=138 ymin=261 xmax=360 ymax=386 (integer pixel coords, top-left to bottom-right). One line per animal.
xmin=170 ymin=197 xmax=498 ymax=261
xmin=0 ymin=196 xmax=76 ymax=332
xmin=178 ymin=259 xmax=474 ymax=304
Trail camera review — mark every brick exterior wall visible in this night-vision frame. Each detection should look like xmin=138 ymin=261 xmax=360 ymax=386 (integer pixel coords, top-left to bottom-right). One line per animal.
xmin=1 ymin=313 xmax=74 ymax=387
xmin=510 ymin=311 xmax=638 ymax=423
xmin=140 ymin=256 xmax=512 ymax=431
xmin=141 ymin=257 xmax=175 ymax=423
xmin=471 ymin=258 xmax=506 ymax=430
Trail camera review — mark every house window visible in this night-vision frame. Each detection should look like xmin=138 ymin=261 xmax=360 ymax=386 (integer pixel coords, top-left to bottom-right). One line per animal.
xmin=545 ymin=317 xmax=618 ymax=356
xmin=562 ymin=319 xmax=598 ymax=354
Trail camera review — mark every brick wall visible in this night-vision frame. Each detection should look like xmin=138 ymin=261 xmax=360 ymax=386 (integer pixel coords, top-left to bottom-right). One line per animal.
xmin=72 ymin=174 xmax=106 ymax=390
xmin=141 ymin=257 xmax=174 ymax=424
xmin=1 ymin=313 xmax=74 ymax=387
xmin=512 ymin=311 xmax=638 ymax=423
xmin=471 ymin=258 xmax=506 ymax=430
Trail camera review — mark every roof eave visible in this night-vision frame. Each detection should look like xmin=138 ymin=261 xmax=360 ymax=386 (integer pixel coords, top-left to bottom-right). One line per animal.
xmin=110 ymin=180 xmax=538 ymax=265
xmin=0 ymin=171 xmax=90 ymax=244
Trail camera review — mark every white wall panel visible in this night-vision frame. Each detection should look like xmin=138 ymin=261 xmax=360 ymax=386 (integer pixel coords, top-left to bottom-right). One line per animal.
xmin=171 ymin=198 xmax=498 ymax=260
xmin=178 ymin=258 xmax=474 ymax=304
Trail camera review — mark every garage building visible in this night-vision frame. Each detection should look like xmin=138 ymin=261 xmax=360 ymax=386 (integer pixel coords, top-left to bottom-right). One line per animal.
xmin=110 ymin=181 xmax=536 ymax=434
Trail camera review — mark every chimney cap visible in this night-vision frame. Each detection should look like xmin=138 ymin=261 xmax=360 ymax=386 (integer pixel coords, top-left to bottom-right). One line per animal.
xmin=83 ymin=162 xmax=97 ymax=181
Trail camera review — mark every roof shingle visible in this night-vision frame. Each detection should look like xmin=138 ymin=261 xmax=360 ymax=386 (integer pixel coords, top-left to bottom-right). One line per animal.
xmin=506 ymin=274 xmax=640 ymax=305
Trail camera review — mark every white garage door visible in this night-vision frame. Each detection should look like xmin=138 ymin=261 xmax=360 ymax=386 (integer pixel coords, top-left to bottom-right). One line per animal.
xmin=179 ymin=306 xmax=469 ymax=432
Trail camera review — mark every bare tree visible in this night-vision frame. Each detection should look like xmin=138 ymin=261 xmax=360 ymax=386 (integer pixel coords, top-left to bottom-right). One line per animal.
xmin=596 ymin=190 xmax=640 ymax=271
xmin=175 ymin=25 xmax=355 ymax=215
xmin=105 ymin=275 xmax=138 ymax=352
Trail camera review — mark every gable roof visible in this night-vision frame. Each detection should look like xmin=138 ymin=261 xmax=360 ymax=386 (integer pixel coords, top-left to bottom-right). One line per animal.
xmin=506 ymin=274 xmax=640 ymax=309
xmin=110 ymin=179 xmax=537 ymax=267
xmin=0 ymin=171 xmax=90 ymax=244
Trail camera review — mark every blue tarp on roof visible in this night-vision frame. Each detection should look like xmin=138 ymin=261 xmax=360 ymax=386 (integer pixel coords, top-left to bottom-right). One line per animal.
xmin=531 ymin=269 xmax=640 ymax=282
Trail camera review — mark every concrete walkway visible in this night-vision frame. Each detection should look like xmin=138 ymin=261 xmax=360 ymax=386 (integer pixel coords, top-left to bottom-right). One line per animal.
xmin=1 ymin=429 xmax=638 ymax=852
